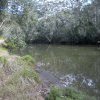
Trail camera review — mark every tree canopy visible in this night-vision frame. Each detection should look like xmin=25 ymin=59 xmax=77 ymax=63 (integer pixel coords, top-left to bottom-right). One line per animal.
xmin=0 ymin=0 xmax=100 ymax=47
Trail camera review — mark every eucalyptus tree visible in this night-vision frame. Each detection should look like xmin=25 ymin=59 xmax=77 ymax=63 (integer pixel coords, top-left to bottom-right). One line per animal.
xmin=0 ymin=0 xmax=8 ymax=21
xmin=1 ymin=0 xmax=99 ymax=45
xmin=93 ymin=0 xmax=100 ymax=31
xmin=5 ymin=0 xmax=38 ymax=46
xmin=0 ymin=0 xmax=11 ymax=36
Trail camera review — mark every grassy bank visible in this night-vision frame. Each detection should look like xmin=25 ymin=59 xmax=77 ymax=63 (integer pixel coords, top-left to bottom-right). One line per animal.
xmin=0 ymin=46 xmax=44 ymax=100
xmin=0 ymin=39 xmax=97 ymax=100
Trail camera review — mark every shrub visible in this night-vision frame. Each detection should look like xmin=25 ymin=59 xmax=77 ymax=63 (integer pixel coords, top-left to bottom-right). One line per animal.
xmin=46 ymin=87 xmax=96 ymax=100
xmin=5 ymin=37 xmax=26 ymax=49
xmin=5 ymin=27 xmax=26 ymax=49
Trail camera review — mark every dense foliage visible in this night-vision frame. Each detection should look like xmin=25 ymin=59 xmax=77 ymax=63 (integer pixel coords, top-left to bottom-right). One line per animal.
xmin=0 ymin=0 xmax=100 ymax=47
xmin=46 ymin=87 xmax=96 ymax=100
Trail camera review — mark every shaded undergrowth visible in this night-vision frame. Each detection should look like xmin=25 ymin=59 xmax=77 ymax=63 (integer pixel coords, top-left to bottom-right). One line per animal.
xmin=46 ymin=86 xmax=96 ymax=100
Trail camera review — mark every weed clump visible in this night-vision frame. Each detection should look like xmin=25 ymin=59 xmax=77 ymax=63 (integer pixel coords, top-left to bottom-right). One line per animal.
xmin=46 ymin=86 xmax=96 ymax=100
xmin=0 ymin=55 xmax=40 ymax=100
xmin=21 ymin=55 xmax=35 ymax=65
xmin=0 ymin=56 xmax=7 ymax=65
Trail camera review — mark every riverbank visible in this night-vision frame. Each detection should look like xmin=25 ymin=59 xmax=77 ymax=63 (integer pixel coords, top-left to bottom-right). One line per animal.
xmin=0 ymin=44 xmax=45 ymax=100
xmin=0 ymin=39 xmax=99 ymax=100
xmin=35 ymin=63 xmax=97 ymax=100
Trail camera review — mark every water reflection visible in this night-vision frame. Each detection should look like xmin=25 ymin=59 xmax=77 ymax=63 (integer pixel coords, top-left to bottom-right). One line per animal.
xmin=60 ymin=74 xmax=95 ymax=88
xmin=60 ymin=74 xmax=76 ymax=87
xmin=10 ymin=44 xmax=100 ymax=97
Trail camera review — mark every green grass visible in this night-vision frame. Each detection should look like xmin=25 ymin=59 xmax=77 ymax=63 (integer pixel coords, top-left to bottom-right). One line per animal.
xmin=0 ymin=54 xmax=40 ymax=99
xmin=20 ymin=65 xmax=40 ymax=83
xmin=0 ymin=36 xmax=5 ymax=40
xmin=0 ymin=47 xmax=7 ymax=51
xmin=0 ymin=56 xmax=8 ymax=65
xmin=45 ymin=86 xmax=96 ymax=100
xmin=21 ymin=55 xmax=35 ymax=65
